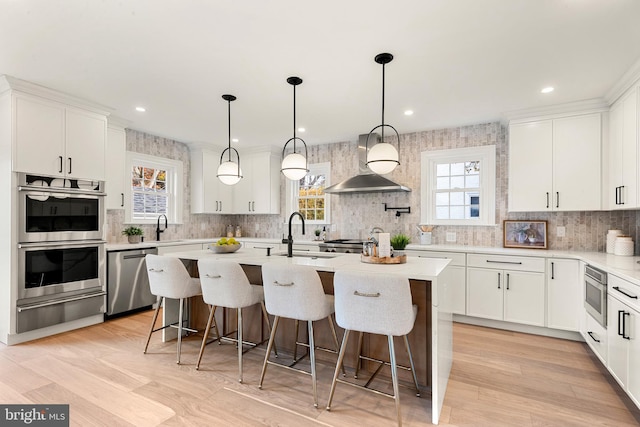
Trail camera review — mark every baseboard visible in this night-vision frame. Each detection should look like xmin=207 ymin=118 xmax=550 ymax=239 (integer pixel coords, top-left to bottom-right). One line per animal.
xmin=453 ymin=315 xmax=584 ymax=341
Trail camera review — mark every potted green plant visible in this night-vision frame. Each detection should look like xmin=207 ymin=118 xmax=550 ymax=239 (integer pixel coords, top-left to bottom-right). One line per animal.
xmin=390 ymin=233 xmax=410 ymax=255
xmin=122 ymin=226 xmax=144 ymax=244
xmin=314 ymin=229 xmax=322 ymax=240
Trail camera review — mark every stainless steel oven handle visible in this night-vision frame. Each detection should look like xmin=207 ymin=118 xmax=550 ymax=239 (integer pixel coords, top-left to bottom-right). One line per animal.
xmin=18 ymin=240 xmax=106 ymax=249
xmin=18 ymin=185 xmax=106 ymax=196
xmin=17 ymin=291 xmax=106 ymax=312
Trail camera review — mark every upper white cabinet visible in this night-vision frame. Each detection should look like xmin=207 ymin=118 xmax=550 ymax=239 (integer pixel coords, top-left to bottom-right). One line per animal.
xmin=13 ymin=92 xmax=107 ymax=180
xmin=190 ymin=147 xmax=233 ymax=214
xmin=233 ymin=150 xmax=280 ymax=214
xmin=608 ymin=85 xmax=639 ymax=209
xmin=509 ymin=113 xmax=602 ymax=212
xmin=546 ymin=258 xmax=581 ymax=331
xmin=105 ymin=124 xmax=126 ymax=210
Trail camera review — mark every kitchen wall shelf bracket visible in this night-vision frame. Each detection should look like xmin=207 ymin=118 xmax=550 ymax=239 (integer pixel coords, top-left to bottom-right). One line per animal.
xmin=383 ymin=203 xmax=411 ymax=217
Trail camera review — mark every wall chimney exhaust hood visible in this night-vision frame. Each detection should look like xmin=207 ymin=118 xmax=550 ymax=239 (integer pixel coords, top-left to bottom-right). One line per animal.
xmin=324 ymin=134 xmax=411 ymax=194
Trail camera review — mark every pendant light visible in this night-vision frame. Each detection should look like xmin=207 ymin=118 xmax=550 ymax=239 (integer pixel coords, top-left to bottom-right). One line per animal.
xmin=281 ymin=76 xmax=309 ymax=180
xmin=217 ymin=94 xmax=243 ymax=185
xmin=366 ymin=53 xmax=400 ymax=175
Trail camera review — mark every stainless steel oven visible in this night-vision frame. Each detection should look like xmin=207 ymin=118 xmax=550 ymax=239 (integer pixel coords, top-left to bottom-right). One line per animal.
xmin=585 ymin=264 xmax=607 ymax=327
xmin=18 ymin=173 xmax=105 ymax=243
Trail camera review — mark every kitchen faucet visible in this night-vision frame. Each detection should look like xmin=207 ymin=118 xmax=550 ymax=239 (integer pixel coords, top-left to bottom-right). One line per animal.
xmin=156 ymin=214 xmax=168 ymax=241
xmin=282 ymin=211 xmax=305 ymax=257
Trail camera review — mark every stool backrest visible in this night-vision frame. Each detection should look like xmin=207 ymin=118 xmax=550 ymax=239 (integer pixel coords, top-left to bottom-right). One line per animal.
xmin=145 ymin=254 xmax=194 ymax=299
xmin=261 ymin=262 xmax=328 ymax=321
xmin=333 ymin=270 xmax=414 ymax=336
xmin=197 ymin=259 xmax=255 ymax=308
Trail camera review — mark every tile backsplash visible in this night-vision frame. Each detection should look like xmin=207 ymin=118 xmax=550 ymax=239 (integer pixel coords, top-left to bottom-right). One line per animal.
xmin=106 ymin=125 xmax=640 ymax=253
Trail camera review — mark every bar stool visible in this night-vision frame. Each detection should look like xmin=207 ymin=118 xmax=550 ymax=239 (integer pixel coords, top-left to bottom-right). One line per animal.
xmin=327 ymin=270 xmax=420 ymax=427
xmin=259 ymin=262 xmax=343 ymax=408
xmin=143 ymin=254 xmax=201 ymax=364
xmin=196 ymin=259 xmax=275 ymax=383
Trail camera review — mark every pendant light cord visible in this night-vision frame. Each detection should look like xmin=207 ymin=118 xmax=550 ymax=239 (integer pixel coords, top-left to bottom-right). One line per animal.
xmin=381 ymin=62 xmax=386 ymax=142
xmin=292 ymin=83 xmax=297 ymax=153
xmin=227 ymin=98 xmax=232 ymax=161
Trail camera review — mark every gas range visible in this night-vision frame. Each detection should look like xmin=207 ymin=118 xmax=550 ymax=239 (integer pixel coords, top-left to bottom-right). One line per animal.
xmin=318 ymin=239 xmax=366 ymax=253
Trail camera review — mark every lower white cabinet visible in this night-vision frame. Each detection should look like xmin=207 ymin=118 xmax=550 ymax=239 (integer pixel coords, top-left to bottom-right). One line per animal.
xmin=583 ymin=309 xmax=608 ymax=364
xmin=607 ymin=275 xmax=640 ymax=407
xmin=466 ymin=254 xmax=545 ymax=326
xmin=546 ymin=258 xmax=581 ymax=331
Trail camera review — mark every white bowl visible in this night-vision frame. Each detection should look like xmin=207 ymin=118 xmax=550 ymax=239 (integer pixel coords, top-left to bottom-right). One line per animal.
xmin=208 ymin=243 xmax=241 ymax=254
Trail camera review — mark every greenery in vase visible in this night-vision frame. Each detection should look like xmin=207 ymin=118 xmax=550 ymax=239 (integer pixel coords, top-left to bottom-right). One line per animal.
xmin=314 ymin=229 xmax=321 ymax=237
xmin=390 ymin=233 xmax=410 ymax=250
xmin=122 ymin=226 xmax=144 ymax=236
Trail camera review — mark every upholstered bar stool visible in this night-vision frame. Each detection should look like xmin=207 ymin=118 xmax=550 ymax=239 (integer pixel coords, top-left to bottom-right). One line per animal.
xmin=327 ymin=270 xmax=420 ymax=427
xmin=196 ymin=259 xmax=275 ymax=383
xmin=259 ymin=262 xmax=343 ymax=408
xmin=143 ymin=254 xmax=202 ymax=364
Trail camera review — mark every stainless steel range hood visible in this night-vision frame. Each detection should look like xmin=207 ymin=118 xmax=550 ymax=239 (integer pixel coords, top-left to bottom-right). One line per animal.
xmin=324 ymin=134 xmax=411 ymax=193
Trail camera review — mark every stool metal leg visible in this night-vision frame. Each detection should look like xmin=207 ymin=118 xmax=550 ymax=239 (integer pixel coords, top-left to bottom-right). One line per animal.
xmin=327 ymin=315 xmax=347 ymax=377
xmin=176 ymin=297 xmax=184 ymax=364
xmin=293 ymin=319 xmax=300 ymax=361
xmin=308 ymin=320 xmax=318 ymax=408
xmin=237 ymin=307 xmax=243 ymax=383
xmin=259 ymin=315 xmax=280 ymax=390
xmin=196 ymin=304 xmax=217 ymax=370
xmin=326 ymin=329 xmax=351 ymax=411
xmin=261 ymin=302 xmax=277 ymax=357
xmin=403 ymin=335 xmax=421 ymax=397
xmin=144 ymin=297 xmax=163 ymax=354
xmin=354 ymin=331 xmax=364 ymax=379
xmin=388 ymin=335 xmax=402 ymax=427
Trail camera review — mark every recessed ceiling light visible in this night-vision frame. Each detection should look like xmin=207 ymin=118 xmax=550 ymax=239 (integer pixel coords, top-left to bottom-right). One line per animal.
xmin=404 ymin=110 xmax=414 ymax=116
xmin=541 ymin=87 xmax=554 ymax=94
xmin=298 ymin=127 xmax=306 ymax=133
xmin=135 ymin=106 xmax=146 ymax=112
xmin=232 ymin=138 xmax=239 ymax=143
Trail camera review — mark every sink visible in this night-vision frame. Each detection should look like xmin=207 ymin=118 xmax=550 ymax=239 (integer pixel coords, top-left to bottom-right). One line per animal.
xmin=157 ymin=239 xmax=186 ymax=243
xmin=277 ymin=252 xmax=338 ymax=259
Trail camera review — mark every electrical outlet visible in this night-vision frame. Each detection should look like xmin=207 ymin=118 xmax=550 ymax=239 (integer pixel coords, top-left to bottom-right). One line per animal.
xmin=331 ymin=224 xmax=336 ymax=232
xmin=254 ymin=223 xmax=259 ymax=233
xmin=557 ymin=226 xmax=566 ymax=237
xmin=446 ymin=232 xmax=456 ymax=242
xmin=405 ymin=223 xmax=409 ymax=232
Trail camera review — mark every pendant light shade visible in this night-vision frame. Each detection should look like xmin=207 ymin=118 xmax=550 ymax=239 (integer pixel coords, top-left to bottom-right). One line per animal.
xmin=281 ymin=76 xmax=309 ymax=181
xmin=366 ymin=53 xmax=401 ymax=175
xmin=217 ymin=94 xmax=243 ymax=185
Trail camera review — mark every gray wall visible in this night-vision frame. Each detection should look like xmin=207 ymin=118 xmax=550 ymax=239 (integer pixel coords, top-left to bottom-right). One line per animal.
xmin=106 ymin=123 xmax=639 ymax=252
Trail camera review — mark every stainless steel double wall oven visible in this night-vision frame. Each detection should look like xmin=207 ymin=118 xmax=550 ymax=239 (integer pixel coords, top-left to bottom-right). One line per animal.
xmin=16 ymin=173 xmax=107 ymax=333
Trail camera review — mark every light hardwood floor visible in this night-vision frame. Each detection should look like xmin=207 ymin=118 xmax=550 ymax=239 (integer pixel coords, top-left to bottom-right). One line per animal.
xmin=0 ymin=311 xmax=638 ymax=426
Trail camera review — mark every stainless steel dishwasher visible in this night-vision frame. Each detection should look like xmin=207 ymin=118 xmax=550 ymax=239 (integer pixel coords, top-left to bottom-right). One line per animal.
xmin=106 ymin=247 xmax=158 ymax=317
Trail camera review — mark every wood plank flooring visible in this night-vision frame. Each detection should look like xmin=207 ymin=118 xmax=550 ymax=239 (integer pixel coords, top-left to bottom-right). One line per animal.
xmin=0 ymin=311 xmax=638 ymax=426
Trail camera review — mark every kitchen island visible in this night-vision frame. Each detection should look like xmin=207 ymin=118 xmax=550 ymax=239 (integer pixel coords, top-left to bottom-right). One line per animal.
xmin=164 ymin=248 xmax=453 ymax=425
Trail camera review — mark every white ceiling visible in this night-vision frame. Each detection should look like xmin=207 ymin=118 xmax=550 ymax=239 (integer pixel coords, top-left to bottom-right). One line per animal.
xmin=2 ymin=0 xmax=640 ymax=150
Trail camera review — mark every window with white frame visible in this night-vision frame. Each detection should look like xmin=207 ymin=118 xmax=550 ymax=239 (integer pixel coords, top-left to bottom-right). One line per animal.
xmin=286 ymin=162 xmax=331 ymax=225
xmin=125 ymin=152 xmax=183 ymax=224
xmin=421 ymin=146 xmax=496 ymax=226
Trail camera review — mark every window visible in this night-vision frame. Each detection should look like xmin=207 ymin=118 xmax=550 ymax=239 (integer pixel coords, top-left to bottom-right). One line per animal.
xmin=421 ymin=146 xmax=496 ymax=226
xmin=125 ymin=152 xmax=183 ymax=224
xmin=286 ymin=162 xmax=331 ymax=225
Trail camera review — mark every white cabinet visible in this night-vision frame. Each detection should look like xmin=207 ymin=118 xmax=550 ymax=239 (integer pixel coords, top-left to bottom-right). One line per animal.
xmin=607 ymin=274 xmax=640 ymax=407
xmin=466 ymin=254 xmax=545 ymax=326
xmin=233 ymin=150 xmax=280 ymax=214
xmin=406 ymin=250 xmax=466 ymax=315
xmin=13 ymin=93 xmax=107 ymax=180
xmin=546 ymin=258 xmax=581 ymax=331
xmin=105 ymin=124 xmax=126 ymax=210
xmin=190 ymin=148 xmax=233 ymax=214
xmin=608 ymin=86 xmax=639 ymax=209
xmin=508 ymin=113 xmax=602 ymax=212
xmin=583 ymin=309 xmax=608 ymax=364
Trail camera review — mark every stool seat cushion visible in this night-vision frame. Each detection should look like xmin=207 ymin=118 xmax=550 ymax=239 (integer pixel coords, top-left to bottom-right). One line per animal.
xmin=333 ymin=270 xmax=416 ymax=336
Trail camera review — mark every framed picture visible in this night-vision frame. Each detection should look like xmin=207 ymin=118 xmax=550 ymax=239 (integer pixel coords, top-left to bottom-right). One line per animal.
xmin=503 ymin=220 xmax=548 ymax=249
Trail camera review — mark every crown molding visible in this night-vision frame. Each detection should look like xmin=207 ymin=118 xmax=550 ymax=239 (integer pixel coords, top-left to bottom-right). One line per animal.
xmin=604 ymin=57 xmax=640 ymax=104
xmin=503 ymin=98 xmax=609 ymax=124
xmin=0 ymin=75 xmax=113 ymax=116
xmin=107 ymin=115 xmax=131 ymax=129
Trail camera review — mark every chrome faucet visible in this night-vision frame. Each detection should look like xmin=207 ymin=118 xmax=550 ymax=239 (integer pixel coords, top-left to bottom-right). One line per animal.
xmin=156 ymin=214 xmax=168 ymax=241
xmin=282 ymin=211 xmax=306 ymax=257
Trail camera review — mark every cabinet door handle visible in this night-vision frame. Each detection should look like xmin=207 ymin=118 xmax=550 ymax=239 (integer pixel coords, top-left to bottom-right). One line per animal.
xmin=546 ymin=192 xmax=549 ymax=209
xmin=556 ymin=191 xmax=559 ymax=208
xmin=622 ymin=312 xmax=630 ymax=340
xmin=248 ymin=201 xmax=251 ymax=211
xmin=621 ymin=186 xmax=625 ymax=205
xmin=216 ymin=201 xmax=219 ymax=212
xmin=615 ymin=186 xmax=619 ymax=205
xmin=220 ymin=201 xmax=223 ymax=211
xmin=551 ymin=262 xmax=555 ymax=280
xmin=486 ymin=260 xmax=522 ymax=265
xmin=506 ymin=273 xmax=510 ymax=290
xmin=120 ymin=193 xmax=124 ymax=207
xmin=497 ymin=272 xmax=501 ymax=289
xmin=252 ymin=201 xmax=255 ymax=212
xmin=587 ymin=331 xmax=600 ymax=343
xmin=68 ymin=157 xmax=72 ymax=174
xmin=613 ymin=286 xmax=638 ymax=299
xmin=58 ymin=156 xmax=63 ymax=173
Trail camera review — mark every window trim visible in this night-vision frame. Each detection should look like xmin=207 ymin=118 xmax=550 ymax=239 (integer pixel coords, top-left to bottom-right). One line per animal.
xmin=421 ymin=145 xmax=496 ymax=226
xmin=285 ymin=162 xmax=331 ymax=225
xmin=124 ymin=152 xmax=184 ymax=225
